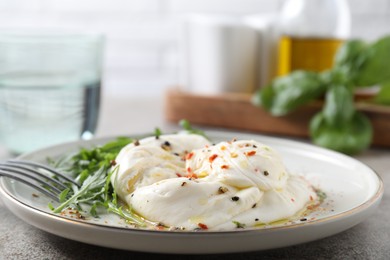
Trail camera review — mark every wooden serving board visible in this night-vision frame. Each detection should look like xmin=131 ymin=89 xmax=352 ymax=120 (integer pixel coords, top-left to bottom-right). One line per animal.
xmin=164 ymin=89 xmax=390 ymax=148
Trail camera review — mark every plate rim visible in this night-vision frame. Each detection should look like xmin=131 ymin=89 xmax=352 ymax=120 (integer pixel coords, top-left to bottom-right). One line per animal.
xmin=0 ymin=173 xmax=384 ymax=236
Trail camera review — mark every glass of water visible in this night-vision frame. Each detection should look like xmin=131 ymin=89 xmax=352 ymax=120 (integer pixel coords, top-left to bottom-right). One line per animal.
xmin=0 ymin=31 xmax=104 ymax=154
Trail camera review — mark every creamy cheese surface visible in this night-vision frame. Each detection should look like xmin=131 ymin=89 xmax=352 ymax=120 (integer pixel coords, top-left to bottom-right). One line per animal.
xmin=111 ymin=133 xmax=318 ymax=230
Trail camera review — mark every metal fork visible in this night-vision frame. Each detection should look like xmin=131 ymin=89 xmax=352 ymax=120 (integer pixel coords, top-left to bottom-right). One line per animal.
xmin=0 ymin=159 xmax=79 ymax=202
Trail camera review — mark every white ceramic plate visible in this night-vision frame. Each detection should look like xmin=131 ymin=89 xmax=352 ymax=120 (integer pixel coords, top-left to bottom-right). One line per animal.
xmin=0 ymin=131 xmax=384 ymax=254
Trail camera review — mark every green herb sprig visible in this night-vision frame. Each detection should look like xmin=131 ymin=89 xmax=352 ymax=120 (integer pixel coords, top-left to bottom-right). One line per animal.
xmin=48 ymin=122 xmax=208 ymax=227
xmin=252 ymin=35 xmax=390 ymax=154
xmin=179 ymin=119 xmax=208 ymax=139
xmin=48 ymin=137 xmax=149 ymax=225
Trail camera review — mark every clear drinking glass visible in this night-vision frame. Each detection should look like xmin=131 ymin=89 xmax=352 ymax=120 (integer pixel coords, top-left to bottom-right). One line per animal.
xmin=0 ymin=31 xmax=104 ymax=154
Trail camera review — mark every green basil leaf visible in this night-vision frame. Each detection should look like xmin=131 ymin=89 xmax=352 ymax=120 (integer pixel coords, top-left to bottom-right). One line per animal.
xmin=310 ymin=111 xmax=372 ymax=154
xmin=334 ymin=39 xmax=367 ymax=66
xmin=252 ymin=83 xmax=275 ymax=111
xmin=323 ymin=85 xmax=355 ymax=125
xmin=373 ymin=82 xmax=390 ymax=105
xmin=334 ymin=39 xmax=368 ymax=82
xmin=252 ymin=71 xmax=326 ymax=116
xmin=355 ymin=35 xmax=390 ymax=86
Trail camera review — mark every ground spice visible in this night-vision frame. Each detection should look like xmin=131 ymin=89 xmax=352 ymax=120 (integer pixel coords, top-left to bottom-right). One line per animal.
xmin=218 ymin=186 xmax=229 ymax=194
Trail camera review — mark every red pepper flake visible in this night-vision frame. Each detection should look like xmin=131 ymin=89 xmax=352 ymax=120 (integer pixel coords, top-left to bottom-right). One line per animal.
xmin=291 ymin=198 xmax=295 ymax=202
xmin=176 ymin=173 xmax=182 ymax=177
xmin=198 ymin=223 xmax=208 ymax=230
xmin=221 ymin=165 xmax=229 ymax=170
xmin=186 ymin=152 xmax=194 ymax=160
xmin=187 ymin=168 xmax=198 ymax=179
xmin=181 ymin=182 xmax=187 ymax=187
xmin=188 ymin=173 xmax=198 ymax=179
xmin=209 ymin=154 xmax=218 ymax=163
xmin=156 ymin=225 xmax=165 ymax=230
xmin=245 ymin=151 xmax=256 ymax=156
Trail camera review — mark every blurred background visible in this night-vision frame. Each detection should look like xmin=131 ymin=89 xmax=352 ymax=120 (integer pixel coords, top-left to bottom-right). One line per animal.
xmin=0 ymin=0 xmax=389 ymax=98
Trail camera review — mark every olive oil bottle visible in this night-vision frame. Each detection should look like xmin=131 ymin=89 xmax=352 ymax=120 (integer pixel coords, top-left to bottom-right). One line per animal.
xmin=278 ymin=36 xmax=344 ymax=75
xmin=277 ymin=0 xmax=350 ymax=76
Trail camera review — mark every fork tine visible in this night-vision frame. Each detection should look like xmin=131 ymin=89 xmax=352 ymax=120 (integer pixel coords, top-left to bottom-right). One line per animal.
xmin=0 ymin=165 xmax=64 ymax=194
xmin=0 ymin=163 xmax=67 ymax=189
xmin=0 ymin=170 xmax=60 ymax=202
xmin=6 ymin=159 xmax=79 ymax=186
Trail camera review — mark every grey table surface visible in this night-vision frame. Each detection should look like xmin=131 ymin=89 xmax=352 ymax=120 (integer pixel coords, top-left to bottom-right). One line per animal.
xmin=0 ymin=96 xmax=389 ymax=260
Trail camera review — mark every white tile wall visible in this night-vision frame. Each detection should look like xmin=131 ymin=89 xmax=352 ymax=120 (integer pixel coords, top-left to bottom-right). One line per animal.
xmin=167 ymin=0 xmax=282 ymax=14
xmin=0 ymin=0 xmax=389 ymax=97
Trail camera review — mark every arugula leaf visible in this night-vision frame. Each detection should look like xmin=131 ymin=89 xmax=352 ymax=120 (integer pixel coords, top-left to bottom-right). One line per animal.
xmin=99 ymin=137 xmax=133 ymax=153
xmin=52 ymin=167 xmax=107 ymax=213
xmin=179 ymin=119 xmax=208 ymax=138
xmin=232 ymin=221 xmax=246 ymax=229
xmin=252 ymin=71 xmax=326 ymax=116
xmin=48 ymin=137 xmax=151 ymax=226
xmin=58 ymin=137 xmax=132 ymax=181
xmin=106 ymin=202 xmax=147 ymax=227
xmin=154 ymin=127 xmax=162 ymax=138
xmin=59 ymin=188 xmax=70 ymax=203
xmin=48 ymin=126 xmax=206 ymax=227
